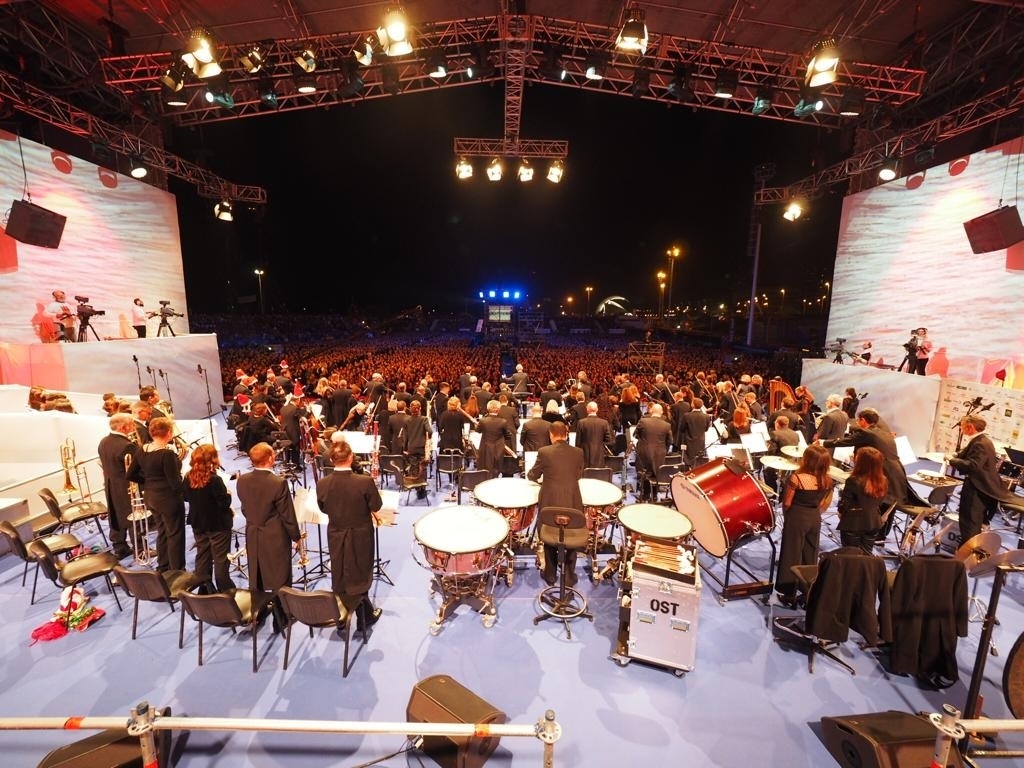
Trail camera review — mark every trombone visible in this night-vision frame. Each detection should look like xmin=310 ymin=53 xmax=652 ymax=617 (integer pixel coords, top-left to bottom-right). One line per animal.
xmin=59 ymin=438 xmax=96 ymax=501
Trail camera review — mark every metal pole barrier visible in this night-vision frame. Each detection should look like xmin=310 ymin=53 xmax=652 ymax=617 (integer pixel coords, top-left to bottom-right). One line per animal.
xmin=928 ymin=704 xmax=964 ymax=768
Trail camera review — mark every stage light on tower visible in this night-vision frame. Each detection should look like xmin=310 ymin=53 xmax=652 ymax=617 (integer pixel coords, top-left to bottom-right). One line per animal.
xmin=455 ymin=157 xmax=473 ymax=180
xmin=546 ymin=160 xmax=564 ymax=183
xmin=129 ymin=155 xmax=148 ymax=179
xmin=806 ymin=38 xmax=840 ymax=88
xmin=214 ymin=199 xmax=233 ymax=221
xmin=294 ymin=44 xmax=317 ymax=73
xmin=486 ymin=158 xmax=503 ymax=181
xmin=517 ymin=159 xmax=534 ymax=182
xmin=783 ymin=201 xmax=802 ymax=221
xmin=616 ymin=7 xmax=648 ymax=55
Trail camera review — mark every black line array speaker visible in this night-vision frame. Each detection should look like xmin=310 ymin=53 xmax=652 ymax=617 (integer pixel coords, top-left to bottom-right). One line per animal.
xmin=963 ymin=205 xmax=1024 ymax=254
xmin=820 ymin=711 xmax=964 ymax=768
xmin=4 ymin=199 xmax=67 ymax=249
xmin=407 ymin=675 xmax=506 ymax=768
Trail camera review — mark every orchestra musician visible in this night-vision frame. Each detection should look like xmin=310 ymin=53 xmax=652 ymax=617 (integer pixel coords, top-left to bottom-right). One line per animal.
xmin=475 ymin=400 xmax=514 ymax=478
xmin=97 ymin=412 xmax=140 ymax=560
xmin=527 ymin=421 xmax=585 ymax=586
xmin=576 ymin=401 xmax=614 ymax=469
xmin=127 ymin=417 xmax=186 ymax=572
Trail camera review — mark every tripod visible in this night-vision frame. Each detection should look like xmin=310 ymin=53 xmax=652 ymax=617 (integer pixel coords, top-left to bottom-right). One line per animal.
xmin=156 ymin=316 xmax=177 ymax=337
xmin=76 ymin=316 xmax=101 ymax=342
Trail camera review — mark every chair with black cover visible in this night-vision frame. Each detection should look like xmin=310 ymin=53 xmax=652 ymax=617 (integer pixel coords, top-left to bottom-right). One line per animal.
xmin=772 ymin=547 xmax=892 ymax=675
xmin=533 ymin=506 xmax=594 ymax=639
xmin=38 ymin=487 xmax=109 ymax=547
xmin=583 ymin=467 xmax=613 ymax=483
xmin=179 ymin=589 xmax=260 ymax=672
xmin=30 ymin=539 xmax=122 ymax=621
xmin=435 ymin=449 xmax=465 ymax=493
xmin=604 ymin=454 xmax=626 ymax=489
xmin=664 ymin=452 xmax=684 ymax=466
xmin=652 ymin=463 xmax=683 ymax=503
xmin=890 ymin=485 xmax=958 ymax=555
xmin=378 ymin=454 xmax=405 ymax=488
xmin=277 ymin=586 xmax=356 ymax=677
xmin=113 ymin=565 xmax=201 ymax=642
xmin=457 ymin=468 xmax=491 ymax=505
xmin=0 ymin=520 xmax=80 ymax=604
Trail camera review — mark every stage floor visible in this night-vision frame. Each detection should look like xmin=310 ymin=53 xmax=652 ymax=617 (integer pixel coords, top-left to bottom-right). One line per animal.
xmin=1 ymin=413 xmax=1023 ymax=767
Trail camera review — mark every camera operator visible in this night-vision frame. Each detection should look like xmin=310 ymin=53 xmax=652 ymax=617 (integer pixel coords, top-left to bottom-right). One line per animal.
xmin=45 ymin=290 xmax=77 ymax=342
xmin=131 ymin=298 xmax=147 ymax=338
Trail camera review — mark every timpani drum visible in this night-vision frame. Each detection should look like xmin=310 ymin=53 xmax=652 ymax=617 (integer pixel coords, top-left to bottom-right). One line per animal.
xmin=473 ymin=477 xmax=540 ymax=533
xmin=579 ymin=478 xmax=623 ymax=532
xmin=617 ymin=503 xmax=693 ymax=544
xmin=670 ymin=458 xmax=774 ymax=558
xmin=413 ymin=506 xmax=509 ymax=576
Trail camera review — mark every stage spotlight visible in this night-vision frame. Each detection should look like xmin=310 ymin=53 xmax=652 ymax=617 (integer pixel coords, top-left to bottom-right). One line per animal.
xmin=204 ymin=81 xmax=235 ymax=108
xmin=486 ymin=158 xmax=503 ymax=181
xmin=338 ymin=58 xmax=364 ymax=97
xmin=455 ymin=157 xmax=473 ymax=180
xmin=878 ymin=157 xmax=898 ymax=182
xmin=382 ymin=63 xmax=400 ymax=95
xmin=129 ymin=155 xmax=148 ymax=179
xmin=214 ymin=199 xmax=233 ymax=221
xmin=546 ymin=160 xmax=564 ymax=184
xmin=616 ymin=7 xmax=648 ymax=55
xmin=295 ymin=73 xmax=317 ymax=94
xmin=806 ymin=38 xmax=840 ymax=88
xmin=159 ymin=58 xmax=188 ymax=92
xmin=517 ymin=159 xmax=534 ymax=182
xmin=751 ymin=86 xmax=773 ymax=115
xmin=425 ymin=49 xmax=448 ymax=79
xmin=258 ymin=77 xmax=279 ymax=108
xmin=538 ymin=46 xmax=566 ymax=82
xmin=714 ymin=70 xmax=738 ymax=98
xmin=294 ymin=44 xmax=317 ymax=73
xmin=467 ymin=44 xmax=495 ymax=79
xmin=838 ymin=88 xmax=864 ymax=117
xmin=239 ymin=41 xmax=269 ymax=74
xmin=584 ymin=51 xmax=609 ymax=80
xmin=182 ymin=27 xmax=216 ymax=66
xmin=378 ymin=7 xmax=413 ymax=57
xmin=667 ymin=65 xmax=694 ymax=102
xmin=793 ymin=86 xmax=824 ymax=117
xmin=354 ymin=33 xmax=382 ymax=66
xmin=632 ymin=67 xmax=650 ymax=98
xmin=783 ymin=201 xmax=802 ymax=221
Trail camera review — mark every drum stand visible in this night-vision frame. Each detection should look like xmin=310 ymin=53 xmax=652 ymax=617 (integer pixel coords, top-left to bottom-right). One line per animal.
xmin=699 ymin=532 xmax=777 ymax=604
xmin=586 ymin=515 xmax=621 ymax=583
xmin=373 ymin=526 xmax=393 ymax=586
xmin=427 ymin=570 xmax=499 ymax=635
xmin=298 ymin=521 xmax=331 ymax=589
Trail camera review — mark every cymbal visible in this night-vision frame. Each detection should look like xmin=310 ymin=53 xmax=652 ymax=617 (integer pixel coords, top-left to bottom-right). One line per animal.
xmin=944 ymin=512 xmax=960 ymax=522
xmin=969 ymin=548 xmax=1024 ymax=578
xmin=955 ymin=532 xmax=1002 ymax=563
xmin=761 ymin=455 xmax=799 ymax=471
xmin=828 ymin=466 xmax=851 ymax=483
xmin=922 ymin=452 xmax=947 ymax=464
xmin=781 ymin=445 xmax=805 ymax=459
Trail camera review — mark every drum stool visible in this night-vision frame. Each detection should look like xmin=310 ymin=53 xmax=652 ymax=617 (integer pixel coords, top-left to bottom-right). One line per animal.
xmin=533 ymin=507 xmax=593 ymax=639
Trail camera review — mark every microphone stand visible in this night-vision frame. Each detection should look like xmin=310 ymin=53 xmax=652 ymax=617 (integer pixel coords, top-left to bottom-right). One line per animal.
xmin=145 ymin=366 xmax=157 ymax=387
xmin=955 ymin=399 xmax=990 ymax=452
xmin=159 ymin=369 xmax=173 ymax=412
xmin=198 ymin=364 xmax=216 ymax=444
xmin=132 ymin=355 xmax=142 ymax=390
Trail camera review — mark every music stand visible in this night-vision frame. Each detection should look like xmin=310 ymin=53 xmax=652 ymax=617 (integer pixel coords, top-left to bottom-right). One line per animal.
xmin=294 ymin=495 xmax=330 ymax=589
xmin=373 ymin=490 xmax=399 ymax=585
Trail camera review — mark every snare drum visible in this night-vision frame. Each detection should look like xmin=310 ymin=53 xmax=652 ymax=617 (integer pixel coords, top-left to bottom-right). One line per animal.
xmin=579 ymin=478 xmax=623 ymax=532
xmin=413 ymin=506 xmax=509 ymax=575
xmin=670 ymin=458 xmax=774 ymax=558
xmin=473 ymin=477 xmax=540 ymax=533
xmin=617 ymin=503 xmax=693 ymax=543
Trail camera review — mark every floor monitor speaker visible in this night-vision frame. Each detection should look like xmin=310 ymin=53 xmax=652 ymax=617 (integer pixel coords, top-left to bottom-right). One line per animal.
xmin=4 ymin=200 xmax=67 ymax=249
xmin=36 ymin=706 xmax=172 ymax=768
xmin=821 ymin=710 xmax=964 ymax=768
xmin=963 ymin=205 xmax=1024 ymax=254
xmin=407 ymin=674 xmax=507 ymax=768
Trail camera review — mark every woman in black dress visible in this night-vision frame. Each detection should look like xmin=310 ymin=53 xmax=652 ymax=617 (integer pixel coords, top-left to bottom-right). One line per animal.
xmin=836 ymin=446 xmax=887 ymax=552
xmin=184 ymin=444 xmax=236 ymax=593
xmin=775 ymin=443 xmax=834 ymax=606
xmin=128 ymin=417 xmax=185 ymax=572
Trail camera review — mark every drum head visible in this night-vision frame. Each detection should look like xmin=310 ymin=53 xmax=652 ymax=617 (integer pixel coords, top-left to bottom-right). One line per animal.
xmin=617 ymin=503 xmax=692 ymax=541
xmin=579 ymin=478 xmax=623 ymax=506
xmin=473 ymin=477 xmax=540 ymax=508
xmin=414 ymin=506 xmax=509 ymax=552
xmin=670 ymin=473 xmax=728 ymax=557
xmin=1004 ymin=632 xmax=1024 ymax=718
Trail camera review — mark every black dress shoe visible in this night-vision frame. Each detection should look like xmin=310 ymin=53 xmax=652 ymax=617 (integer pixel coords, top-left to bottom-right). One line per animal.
xmin=113 ymin=546 xmax=133 ymax=560
xmin=541 ymin=572 xmax=557 ymax=587
xmin=366 ymin=607 xmax=382 ymax=627
xmin=566 ymin=571 xmax=579 ymax=588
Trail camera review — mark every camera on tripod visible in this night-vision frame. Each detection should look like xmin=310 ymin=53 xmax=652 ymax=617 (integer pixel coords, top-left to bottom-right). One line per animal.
xmin=74 ymin=297 xmax=105 ymax=320
xmin=157 ymin=300 xmax=183 ymax=318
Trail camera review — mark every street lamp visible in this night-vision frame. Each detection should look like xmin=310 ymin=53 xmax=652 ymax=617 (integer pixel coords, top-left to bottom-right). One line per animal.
xmin=566 ymin=296 xmax=574 ymax=315
xmin=656 ymin=270 xmax=667 ymax=319
xmin=666 ymin=245 xmax=681 ymax=315
xmin=780 ymin=288 xmax=786 ymax=315
xmin=585 ymin=285 xmax=593 ymax=315
xmin=254 ymin=268 xmax=265 ymax=314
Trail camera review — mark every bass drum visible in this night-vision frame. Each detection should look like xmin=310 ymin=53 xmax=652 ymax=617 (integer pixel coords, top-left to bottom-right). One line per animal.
xmin=670 ymin=458 xmax=773 ymax=558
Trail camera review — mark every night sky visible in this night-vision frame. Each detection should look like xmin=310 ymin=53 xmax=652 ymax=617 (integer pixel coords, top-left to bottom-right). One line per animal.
xmin=171 ymin=82 xmax=846 ymax=317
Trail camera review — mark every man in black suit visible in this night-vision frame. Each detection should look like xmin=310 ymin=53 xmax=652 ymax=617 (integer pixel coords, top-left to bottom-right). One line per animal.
xmin=496 ymin=393 xmax=520 ymax=455
xmin=236 ymin=442 xmax=302 ymax=632
xmin=317 ymin=440 xmax=383 ymax=634
xmin=527 ymin=422 xmax=584 ymax=585
xmin=538 ymin=381 xmax=562 ymax=411
xmin=404 ymin=400 xmax=430 ymax=496
xmin=279 ymin=393 xmax=307 ymax=467
xmin=763 ymin=415 xmax=800 ymax=494
xmin=680 ymin=398 xmax=712 ymax=468
xmin=330 ymin=379 xmax=355 ymax=428
xmin=504 ymin=363 xmax=529 ymax=394
xmin=576 ymin=401 xmax=614 ymax=469
xmin=97 ymin=412 xmax=140 ymax=559
xmin=813 ymin=393 xmax=849 ymax=453
xmin=635 ymin=403 xmax=672 ymax=498
xmin=946 ymin=415 xmax=1015 ymax=543
xmin=520 ymin=404 xmax=552 ymax=453
xmin=475 ymin=400 xmax=513 ymax=478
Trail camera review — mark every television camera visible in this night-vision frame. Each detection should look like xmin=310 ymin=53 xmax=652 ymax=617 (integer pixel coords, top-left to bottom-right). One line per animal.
xmin=74 ymin=296 xmax=105 ymax=320
xmin=153 ymin=300 xmax=184 ymax=319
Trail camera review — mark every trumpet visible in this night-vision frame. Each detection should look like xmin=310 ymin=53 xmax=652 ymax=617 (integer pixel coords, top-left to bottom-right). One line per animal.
xmin=60 ymin=438 xmax=77 ymax=493
xmin=297 ymin=529 xmax=309 ymax=568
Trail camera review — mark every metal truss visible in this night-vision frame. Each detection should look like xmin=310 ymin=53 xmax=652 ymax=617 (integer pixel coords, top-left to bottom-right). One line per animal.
xmin=755 ymin=76 xmax=1024 ymax=205
xmin=95 ymin=14 xmax=925 ymax=130
xmin=453 ymin=138 xmax=568 ymax=159
xmin=0 ymin=71 xmax=266 ymax=203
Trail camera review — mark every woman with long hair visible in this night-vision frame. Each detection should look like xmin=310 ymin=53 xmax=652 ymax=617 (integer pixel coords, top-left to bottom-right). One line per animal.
xmin=775 ymin=443 xmax=835 ymax=607
xmin=836 ymin=446 xmax=888 ymax=552
xmin=128 ymin=417 xmax=185 ymax=572
xmin=184 ymin=444 xmax=236 ymax=593
xmin=618 ymin=383 xmax=642 ymax=428
xmin=726 ymin=404 xmax=751 ymax=443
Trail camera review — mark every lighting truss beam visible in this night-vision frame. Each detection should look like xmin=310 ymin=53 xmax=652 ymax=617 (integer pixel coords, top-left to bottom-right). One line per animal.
xmin=755 ymin=76 xmax=1024 ymax=204
xmin=453 ymin=138 xmax=568 ymax=160
xmin=0 ymin=70 xmax=266 ymax=204
xmin=97 ymin=15 xmax=926 ymax=129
